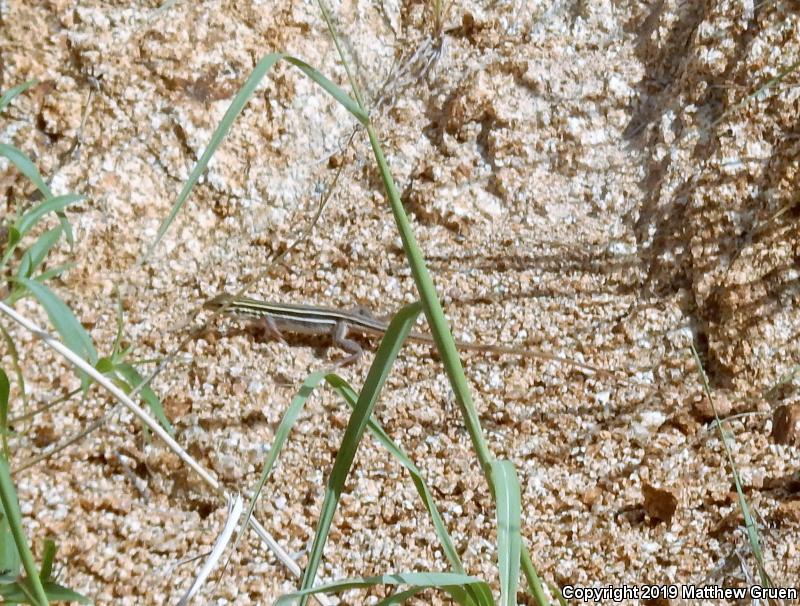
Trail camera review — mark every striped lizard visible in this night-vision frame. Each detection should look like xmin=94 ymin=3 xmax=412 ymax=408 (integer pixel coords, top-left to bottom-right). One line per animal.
xmin=204 ymin=293 xmax=625 ymax=381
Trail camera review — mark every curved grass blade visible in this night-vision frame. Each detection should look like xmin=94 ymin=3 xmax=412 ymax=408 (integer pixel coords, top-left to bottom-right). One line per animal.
xmin=16 ymin=194 xmax=82 ymax=238
xmin=39 ymin=539 xmax=56 ymax=581
xmin=0 ymin=369 xmax=8 ymax=461
xmin=145 ymin=54 xmax=366 ymax=261
xmin=691 ymin=344 xmax=772 ymax=588
xmin=278 ymin=572 xmax=492 ymax=606
xmin=16 ymin=278 xmax=97 ymax=391
xmin=0 ymin=325 xmax=27 ymax=424
xmin=0 ymin=80 xmax=37 ymax=114
xmin=298 ymin=302 xmax=422 ymax=606
xmin=0 ymin=458 xmax=49 ymax=606
xmin=491 ymin=460 xmax=521 ymax=606
xmin=0 ymin=580 xmax=90 ymax=604
xmin=0 ymin=144 xmax=53 ymax=199
xmin=225 ymin=367 xmax=481 ymax=605
xmin=375 ymin=587 xmax=425 ymax=605
xmin=0 ymin=145 xmax=74 ymax=247
xmin=112 ymin=363 xmax=174 ymax=435
xmin=145 ymin=52 xmax=283 ymax=261
xmin=16 ymin=227 xmax=62 ymax=280
xmin=326 ymin=375 xmax=465 ymax=571
xmin=284 ymin=57 xmax=368 ymax=125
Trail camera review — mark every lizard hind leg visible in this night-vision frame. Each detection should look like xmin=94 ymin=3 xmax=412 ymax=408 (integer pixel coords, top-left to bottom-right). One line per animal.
xmin=255 ymin=315 xmax=288 ymax=345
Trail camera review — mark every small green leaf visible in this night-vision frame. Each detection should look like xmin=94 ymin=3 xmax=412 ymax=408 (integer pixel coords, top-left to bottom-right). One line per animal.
xmin=0 ymin=80 xmax=37 ymax=114
xmin=16 ymin=227 xmax=62 ymax=279
xmin=16 ymin=278 xmax=97 ymax=392
xmin=0 ymin=144 xmax=53 ymax=200
xmin=112 ymin=363 xmax=173 ymax=435
xmin=16 ymin=194 xmax=82 ymax=238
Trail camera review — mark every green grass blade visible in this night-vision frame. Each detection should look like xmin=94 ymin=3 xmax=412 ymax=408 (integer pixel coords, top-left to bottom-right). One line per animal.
xmin=0 ymin=580 xmax=90 ymax=604
xmin=298 ymin=302 xmax=422 ymax=605
xmin=0 ymin=80 xmax=38 ymax=114
xmin=112 ymin=363 xmax=174 ymax=435
xmin=375 ymin=587 xmax=425 ymax=605
xmin=16 ymin=227 xmax=62 ymax=280
xmin=0 ymin=145 xmax=74 ymax=247
xmin=0 ymin=458 xmax=49 ymax=606
xmin=145 ymin=52 xmax=283 ymax=260
xmin=16 ymin=194 xmax=82 ymax=239
xmin=0 ymin=369 xmax=8 ymax=461
xmin=363 ymin=121 xmax=549 ymax=604
xmin=0 ymin=326 xmax=27 ymax=427
xmin=491 ymin=460 xmax=521 ymax=606
xmin=279 ymin=572 xmax=492 ymax=606
xmin=325 ymin=376 xmax=466 ymax=573
xmin=691 ymin=344 xmax=771 ymax=587
xmin=38 ymin=539 xmax=55 ymax=581
xmin=145 ymin=53 xmax=365 ymax=260
xmin=226 ymin=369 xmax=330 ymax=575
xmin=284 ymin=57 xmax=368 ymax=124
xmin=0 ymin=144 xmax=53 ymax=200
xmin=0 ymin=503 xmax=22 ymax=582
xmin=15 ymin=278 xmax=97 ymax=392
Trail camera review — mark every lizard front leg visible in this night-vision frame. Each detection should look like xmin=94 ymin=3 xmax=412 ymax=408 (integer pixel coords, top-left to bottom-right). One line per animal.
xmin=331 ymin=320 xmax=363 ymax=367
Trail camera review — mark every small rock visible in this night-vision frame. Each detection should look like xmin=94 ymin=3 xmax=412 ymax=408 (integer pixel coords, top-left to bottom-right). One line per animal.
xmin=691 ymin=390 xmax=732 ymax=421
xmin=771 ymin=404 xmax=800 ymax=445
xmin=642 ymin=483 xmax=678 ymax=524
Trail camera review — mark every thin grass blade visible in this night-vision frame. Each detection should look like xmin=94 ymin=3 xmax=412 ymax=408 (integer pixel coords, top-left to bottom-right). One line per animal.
xmin=177 ymin=494 xmax=243 ymax=606
xmin=0 ymin=369 xmax=8 ymax=461
xmin=690 ymin=344 xmax=772 ymax=587
xmin=0 ymin=458 xmax=49 ymax=606
xmin=16 ymin=195 xmax=82 ymax=238
xmin=0 ymin=580 xmax=90 ymax=604
xmin=146 ymin=53 xmax=365 ymax=260
xmin=298 ymin=302 xmax=422 ymax=605
xmin=0 ymin=144 xmax=53 ymax=199
xmin=223 ymin=369 xmax=330 ymax=575
xmin=284 ymin=57 xmax=368 ymax=125
xmin=15 ymin=278 xmax=97 ymax=366
xmin=146 ymin=53 xmax=283 ymax=260
xmin=16 ymin=227 xmax=62 ymax=280
xmin=0 ymin=80 xmax=38 ymax=114
xmin=491 ymin=460 xmax=521 ymax=606
xmin=327 ymin=375 xmax=464 ymax=569
xmin=112 ymin=363 xmax=174 ymax=435
xmin=279 ymin=572 xmax=492 ymax=606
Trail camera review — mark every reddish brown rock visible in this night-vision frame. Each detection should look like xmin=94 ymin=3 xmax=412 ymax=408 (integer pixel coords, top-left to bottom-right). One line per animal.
xmin=771 ymin=404 xmax=800 ymax=445
xmin=642 ymin=483 xmax=678 ymax=525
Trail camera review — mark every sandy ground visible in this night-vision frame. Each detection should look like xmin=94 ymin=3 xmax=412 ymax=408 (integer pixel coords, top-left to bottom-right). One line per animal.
xmin=1 ymin=1 xmax=799 ymax=604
